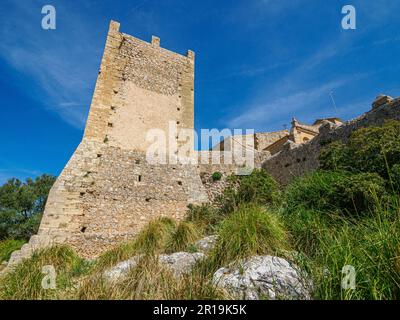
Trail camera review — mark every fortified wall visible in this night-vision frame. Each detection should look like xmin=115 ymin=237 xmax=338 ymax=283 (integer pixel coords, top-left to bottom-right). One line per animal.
xmin=263 ymin=96 xmax=400 ymax=185
xmin=8 ymin=21 xmax=208 ymax=265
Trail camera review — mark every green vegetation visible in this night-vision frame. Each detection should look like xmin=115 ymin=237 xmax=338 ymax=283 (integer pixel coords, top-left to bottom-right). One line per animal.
xmin=0 ymin=174 xmax=56 ymax=240
xmin=217 ymin=169 xmax=280 ymax=214
xmin=211 ymin=171 xmax=222 ymax=181
xmin=0 ymin=121 xmax=399 ymax=300
xmin=210 ymin=204 xmax=289 ymax=267
xmin=319 ymin=120 xmax=400 ymax=180
xmin=0 ymin=239 xmax=25 ymax=264
xmin=0 ymin=246 xmax=91 ymax=300
xmin=284 ymin=170 xmax=387 ymax=216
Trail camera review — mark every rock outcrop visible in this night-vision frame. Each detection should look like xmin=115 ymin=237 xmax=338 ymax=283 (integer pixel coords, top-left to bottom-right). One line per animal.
xmin=104 ymin=252 xmax=205 ymax=282
xmin=213 ymin=255 xmax=312 ymax=300
xmin=194 ymin=235 xmax=218 ymax=253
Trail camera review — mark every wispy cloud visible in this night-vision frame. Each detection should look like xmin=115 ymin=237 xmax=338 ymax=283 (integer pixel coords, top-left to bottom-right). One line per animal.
xmin=223 ymin=12 xmax=399 ymax=132
xmin=0 ymin=168 xmax=42 ymax=185
xmin=0 ymin=1 xmax=102 ymax=128
xmin=227 ymin=76 xmax=359 ymax=130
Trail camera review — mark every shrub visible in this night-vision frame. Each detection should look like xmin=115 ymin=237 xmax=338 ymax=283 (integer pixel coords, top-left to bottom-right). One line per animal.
xmin=217 ymin=169 xmax=280 ymax=214
xmin=186 ymin=204 xmax=222 ymax=233
xmin=210 ymin=204 xmax=290 ymax=267
xmin=0 ymin=239 xmax=25 ymax=263
xmin=284 ymin=170 xmax=386 ymax=216
xmin=390 ymin=164 xmax=400 ymax=192
xmin=320 ymin=120 xmax=400 ymax=180
xmin=211 ymin=172 xmax=222 ymax=181
xmin=333 ymin=172 xmax=387 ymax=215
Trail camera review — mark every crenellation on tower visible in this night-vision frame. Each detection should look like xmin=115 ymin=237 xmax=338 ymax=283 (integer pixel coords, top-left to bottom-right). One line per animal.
xmin=5 ymin=21 xmax=208 ymax=264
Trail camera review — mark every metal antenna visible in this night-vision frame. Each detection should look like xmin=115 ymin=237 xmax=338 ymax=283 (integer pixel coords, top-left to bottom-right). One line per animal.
xmin=329 ymin=91 xmax=339 ymax=115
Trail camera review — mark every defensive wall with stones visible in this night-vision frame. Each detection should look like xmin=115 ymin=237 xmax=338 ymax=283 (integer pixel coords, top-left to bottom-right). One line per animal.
xmin=263 ymin=96 xmax=400 ymax=185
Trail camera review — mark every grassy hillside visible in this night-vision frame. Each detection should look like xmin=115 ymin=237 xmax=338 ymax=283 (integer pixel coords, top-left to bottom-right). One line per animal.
xmin=0 ymin=120 xmax=399 ymax=300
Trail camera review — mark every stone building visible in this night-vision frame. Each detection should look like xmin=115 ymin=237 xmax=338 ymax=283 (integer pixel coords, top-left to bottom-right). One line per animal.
xmin=263 ymin=95 xmax=400 ymax=185
xmin=214 ymin=117 xmax=343 ymax=157
xmin=7 ymin=21 xmax=209 ymax=264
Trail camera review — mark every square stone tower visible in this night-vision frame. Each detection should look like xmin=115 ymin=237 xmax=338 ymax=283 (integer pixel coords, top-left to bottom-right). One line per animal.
xmin=84 ymin=21 xmax=196 ymax=153
xmin=8 ymin=21 xmax=208 ymax=264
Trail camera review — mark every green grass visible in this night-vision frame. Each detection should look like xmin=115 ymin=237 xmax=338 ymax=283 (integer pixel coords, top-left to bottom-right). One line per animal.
xmin=0 ymin=245 xmax=92 ymax=300
xmin=203 ymin=204 xmax=290 ymax=273
xmin=76 ymin=254 xmax=225 ymax=300
xmin=0 ymin=239 xmax=25 ymax=263
xmin=284 ymin=170 xmax=387 ymax=216
xmin=96 ymin=217 xmax=176 ymax=270
xmin=283 ymin=197 xmax=400 ymax=299
xmin=165 ymin=221 xmax=199 ymax=253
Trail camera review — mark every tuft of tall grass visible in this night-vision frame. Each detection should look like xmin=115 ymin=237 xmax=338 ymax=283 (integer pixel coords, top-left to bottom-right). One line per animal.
xmin=0 ymin=245 xmax=91 ymax=300
xmin=165 ymin=221 xmax=199 ymax=253
xmin=96 ymin=217 xmax=176 ymax=270
xmin=77 ymin=255 xmax=225 ymax=300
xmin=207 ymin=204 xmax=290 ymax=270
xmin=283 ymin=199 xmax=400 ymax=299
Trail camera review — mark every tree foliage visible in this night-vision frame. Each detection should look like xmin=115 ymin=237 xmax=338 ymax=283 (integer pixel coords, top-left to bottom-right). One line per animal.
xmin=319 ymin=120 xmax=400 ymax=180
xmin=0 ymin=174 xmax=56 ymax=240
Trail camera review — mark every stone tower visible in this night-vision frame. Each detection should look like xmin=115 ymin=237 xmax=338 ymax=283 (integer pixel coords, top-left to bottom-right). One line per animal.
xmin=7 ymin=21 xmax=208 ymax=265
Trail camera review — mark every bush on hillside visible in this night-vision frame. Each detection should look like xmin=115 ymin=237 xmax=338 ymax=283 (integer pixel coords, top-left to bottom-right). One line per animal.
xmin=210 ymin=204 xmax=290 ymax=267
xmin=186 ymin=204 xmax=220 ymax=233
xmin=320 ymin=120 xmax=400 ymax=179
xmin=211 ymin=171 xmax=222 ymax=181
xmin=390 ymin=164 xmax=400 ymax=192
xmin=284 ymin=170 xmax=387 ymax=216
xmin=217 ymin=169 xmax=280 ymax=214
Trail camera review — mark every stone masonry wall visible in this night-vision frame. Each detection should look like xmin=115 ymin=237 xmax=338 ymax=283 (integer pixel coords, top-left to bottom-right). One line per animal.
xmin=6 ymin=21 xmax=207 ymax=266
xmin=263 ymin=98 xmax=400 ymax=185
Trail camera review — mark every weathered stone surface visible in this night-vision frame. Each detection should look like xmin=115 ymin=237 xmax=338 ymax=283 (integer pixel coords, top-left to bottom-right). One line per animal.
xmin=104 ymin=252 xmax=205 ymax=282
xmin=103 ymin=255 xmax=142 ymax=283
xmin=195 ymin=235 xmax=218 ymax=253
xmin=213 ymin=255 xmax=312 ymax=300
xmin=158 ymin=252 xmax=206 ymax=276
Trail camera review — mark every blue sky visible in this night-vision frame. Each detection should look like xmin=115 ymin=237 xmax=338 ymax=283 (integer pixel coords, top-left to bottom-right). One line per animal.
xmin=1 ymin=0 xmax=400 ymax=183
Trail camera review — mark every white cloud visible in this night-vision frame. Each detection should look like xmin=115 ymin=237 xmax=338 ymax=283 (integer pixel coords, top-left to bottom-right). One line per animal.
xmin=0 ymin=1 xmax=101 ymax=128
xmin=227 ymin=77 xmax=356 ymax=130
